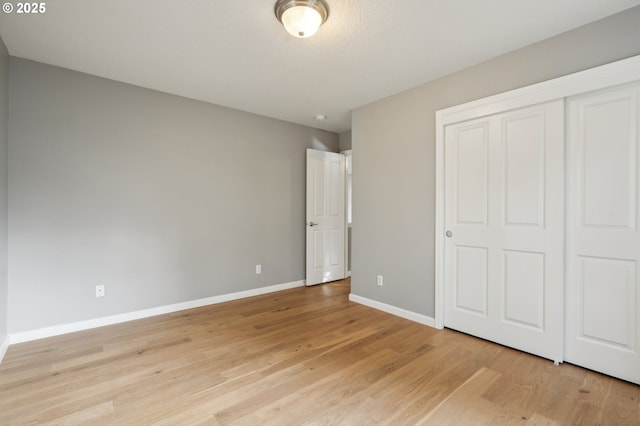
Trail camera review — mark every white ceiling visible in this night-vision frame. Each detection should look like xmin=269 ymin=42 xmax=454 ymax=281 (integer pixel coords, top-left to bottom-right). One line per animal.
xmin=1 ymin=0 xmax=639 ymax=133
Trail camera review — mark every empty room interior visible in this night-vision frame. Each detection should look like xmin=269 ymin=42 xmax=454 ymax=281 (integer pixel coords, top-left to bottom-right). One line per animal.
xmin=1 ymin=1 xmax=640 ymax=424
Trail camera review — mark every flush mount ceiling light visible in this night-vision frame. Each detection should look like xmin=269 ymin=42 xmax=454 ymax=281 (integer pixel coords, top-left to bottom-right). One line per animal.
xmin=274 ymin=0 xmax=329 ymax=38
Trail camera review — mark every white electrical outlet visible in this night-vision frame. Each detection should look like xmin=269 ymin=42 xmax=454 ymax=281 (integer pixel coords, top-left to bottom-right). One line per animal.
xmin=256 ymin=264 xmax=262 ymax=274
xmin=377 ymin=275 xmax=383 ymax=286
xmin=96 ymin=285 xmax=105 ymax=298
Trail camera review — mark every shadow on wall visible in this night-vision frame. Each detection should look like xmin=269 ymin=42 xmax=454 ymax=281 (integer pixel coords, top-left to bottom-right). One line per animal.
xmin=311 ymin=129 xmax=339 ymax=152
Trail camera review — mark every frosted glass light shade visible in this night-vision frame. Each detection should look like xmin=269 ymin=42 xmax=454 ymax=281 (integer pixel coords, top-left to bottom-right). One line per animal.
xmin=281 ymin=6 xmax=322 ymax=38
xmin=274 ymin=0 xmax=329 ymax=39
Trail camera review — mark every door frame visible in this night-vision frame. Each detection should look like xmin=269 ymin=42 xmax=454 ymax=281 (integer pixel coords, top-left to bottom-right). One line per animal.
xmin=341 ymin=149 xmax=352 ymax=277
xmin=434 ymin=54 xmax=640 ymax=329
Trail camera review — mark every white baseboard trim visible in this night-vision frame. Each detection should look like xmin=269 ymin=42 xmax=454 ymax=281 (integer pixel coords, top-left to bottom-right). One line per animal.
xmin=346 ymin=271 xmax=352 ymax=278
xmin=0 ymin=334 xmax=9 ymax=364
xmin=349 ymin=293 xmax=436 ymax=328
xmin=9 ymin=280 xmax=305 ymax=345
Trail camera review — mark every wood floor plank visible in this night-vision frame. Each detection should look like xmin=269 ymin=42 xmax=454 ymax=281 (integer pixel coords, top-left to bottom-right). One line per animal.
xmin=0 ymin=278 xmax=638 ymax=425
xmin=417 ymin=367 xmax=504 ymax=425
xmin=41 ymin=401 xmax=114 ymax=426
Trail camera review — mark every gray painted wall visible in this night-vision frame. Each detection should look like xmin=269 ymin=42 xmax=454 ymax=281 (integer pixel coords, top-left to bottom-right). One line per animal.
xmin=8 ymin=58 xmax=338 ymax=333
xmin=339 ymin=131 xmax=352 ymax=151
xmin=0 ymin=37 xmax=8 ymax=344
xmin=351 ymin=6 xmax=640 ymax=317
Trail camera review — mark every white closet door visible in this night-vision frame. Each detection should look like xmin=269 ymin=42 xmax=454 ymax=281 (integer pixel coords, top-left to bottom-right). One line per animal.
xmin=444 ymin=100 xmax=564 ymax=362
xmin=566 ymin=82 xmax=640 ymax=384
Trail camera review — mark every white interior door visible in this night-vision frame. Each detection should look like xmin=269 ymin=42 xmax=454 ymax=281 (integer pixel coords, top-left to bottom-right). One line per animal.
xmin=566 ymin=82 xmax=640 ymax=384
xmin=306 ymin=149 xmax=346 ymax=286
xmin=444 ymin=101 xmax=565 ymax=362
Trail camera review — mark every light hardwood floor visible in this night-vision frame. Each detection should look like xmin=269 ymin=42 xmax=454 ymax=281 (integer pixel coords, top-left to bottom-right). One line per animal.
xmin=0 ymin=279 xmax=638 ymax=425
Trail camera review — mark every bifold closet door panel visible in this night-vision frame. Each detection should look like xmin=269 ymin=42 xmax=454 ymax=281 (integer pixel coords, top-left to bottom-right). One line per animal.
xmin=566 ymin=82 xmax=640 ymax=385
xmin=444 ymin=100 xmax=564 ymax=363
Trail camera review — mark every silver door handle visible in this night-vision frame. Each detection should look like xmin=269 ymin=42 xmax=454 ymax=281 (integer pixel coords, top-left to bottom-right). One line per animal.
xmin=445 ymin=230 xmax=453 ymax=237
xmin=309 ymin=222 xmax=318 ymax=227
